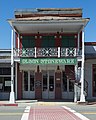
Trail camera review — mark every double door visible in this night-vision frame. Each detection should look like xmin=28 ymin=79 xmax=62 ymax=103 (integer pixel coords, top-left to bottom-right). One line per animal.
xmin=42 ymin=70 xmax=55 ymax=99
xmin=23 ymin=71 xmax=35 ymax=99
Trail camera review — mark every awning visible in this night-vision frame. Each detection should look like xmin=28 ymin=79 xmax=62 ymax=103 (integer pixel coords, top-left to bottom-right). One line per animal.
xmin=8 ymin=17 xmax=89 ymax=34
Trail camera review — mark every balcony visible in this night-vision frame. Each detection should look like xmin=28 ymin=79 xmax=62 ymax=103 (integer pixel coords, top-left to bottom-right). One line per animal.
xmin=14 ymin=47 xmax=81 ymax=58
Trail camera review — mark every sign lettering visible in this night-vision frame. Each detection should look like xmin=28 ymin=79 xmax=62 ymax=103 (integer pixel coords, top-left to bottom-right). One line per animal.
xmin=20 ymin=58 xmax=77 ymax=65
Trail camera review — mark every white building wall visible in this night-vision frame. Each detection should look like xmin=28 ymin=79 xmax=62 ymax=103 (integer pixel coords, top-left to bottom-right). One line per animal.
xmin=85 ymin=59 xmax=96 ymax=100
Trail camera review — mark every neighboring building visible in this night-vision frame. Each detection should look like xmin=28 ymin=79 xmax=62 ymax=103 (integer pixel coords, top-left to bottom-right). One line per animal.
xmin=85 ymin=42 xmax=96 ymax=100
xmin=0 ymin=49 xmax=11 ymax=99
xmin=0 ymin=8 xmax=92 ymax=101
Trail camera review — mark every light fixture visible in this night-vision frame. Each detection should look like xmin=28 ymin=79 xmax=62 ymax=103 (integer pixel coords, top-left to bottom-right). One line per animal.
xmin=40 ymin=36 xmax=42 ymax=39
xmin=56 ymin=65 xmax=61 ymax=73
xmin=74 ymin=35 xmax=77 ymax=38
xmin=57 ymin=65 xmax=60 ymax=70
xmin=59 ymin=35 xmax=62 ymax=38
xmin=37 ymin=65 xmax=40 ymax=72
xmin=35 ymin=36 xmax=37 ymax=39
xmin=20 ymin=36 xmax=22 ymax=39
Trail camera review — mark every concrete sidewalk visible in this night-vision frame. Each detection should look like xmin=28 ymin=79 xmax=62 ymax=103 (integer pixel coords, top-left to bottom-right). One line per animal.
xmin=0 ymin=100 xmax=96 ymax=106
xmin=0 ymin=100 xmax=76 ymax=107
xmin=0 ymin=100 xmax=18 ymax=106
xmin=0 ymin=100 xmax=38 ymax=106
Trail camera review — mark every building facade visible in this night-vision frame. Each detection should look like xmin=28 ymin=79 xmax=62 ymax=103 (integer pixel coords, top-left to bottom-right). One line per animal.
xmin=0 ymin=49 xmax=11 ymax=99
xmin=1 ymin=8 xmax=94 ymax=101
xmin=85 ymin=42 xmax=96 ymax=100
xmin=1 ymin=43 xmax=96 ymax=101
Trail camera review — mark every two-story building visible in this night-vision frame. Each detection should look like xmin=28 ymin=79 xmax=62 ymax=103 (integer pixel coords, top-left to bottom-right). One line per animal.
xmin=6 ymin=8 xmax=90 ymax=102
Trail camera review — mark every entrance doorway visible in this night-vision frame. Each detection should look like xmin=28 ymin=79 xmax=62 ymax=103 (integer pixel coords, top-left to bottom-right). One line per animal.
xmin=23 ymin=71 xmax=35 ymax=99
xmin=42 ymin=70 xmax=55 ymax=99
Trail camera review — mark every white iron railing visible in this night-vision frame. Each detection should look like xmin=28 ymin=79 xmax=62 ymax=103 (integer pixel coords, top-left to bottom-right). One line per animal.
xmin=14 ymin=47 xmax=80 ymax=58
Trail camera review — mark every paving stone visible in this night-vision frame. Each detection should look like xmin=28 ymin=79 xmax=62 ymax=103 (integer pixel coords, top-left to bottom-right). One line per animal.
xmin=28 ymin=106 xmax=82 ymax=120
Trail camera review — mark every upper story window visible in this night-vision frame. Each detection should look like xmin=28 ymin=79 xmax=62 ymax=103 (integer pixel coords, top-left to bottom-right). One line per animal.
xmin=22 ymin=36 xmax=35 ymax=48
xmin=21 ymin=34 xmax=77 ymax=48
xmin=41 ymin=36 xmax=55 ymax=47
xmin=61 ymin=35 xmax=76 ymax=47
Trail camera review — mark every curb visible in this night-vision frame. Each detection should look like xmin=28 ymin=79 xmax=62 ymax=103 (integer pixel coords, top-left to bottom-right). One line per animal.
xmin=0 ymin=103 xmax=18 ymax=106
xmin=77 ymin=101 xmax=88 ymax=105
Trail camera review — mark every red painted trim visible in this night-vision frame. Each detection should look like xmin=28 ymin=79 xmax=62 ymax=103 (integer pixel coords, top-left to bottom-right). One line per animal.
xmin=35 ymin=72 xmax=42 ymax=99
xmin=80 ymin=32 xmax=82 ymax=48
xmin=15 ymin=13 xmax=82 ymax=18
xmin=85 ymin=42 xmax=96 ymax=46
xmin=0 ymin=104 xmax=18 ymax=106
xmin=36 ymin=34 xmax=41 ymax=47
xmin=55 ymin=37 xmax=61 ymax=47
xmin=20 ymin=37 xmax=22 ymax=49
xmin=15 ymin=33 xmax=18 ymax=48
xmin=55 ymin=72 xmax=62 ymax=99
xmin=20 ymin=33 xmax=78 ymax=36
xmin=19 ymin=33 xmax=78 ymax=48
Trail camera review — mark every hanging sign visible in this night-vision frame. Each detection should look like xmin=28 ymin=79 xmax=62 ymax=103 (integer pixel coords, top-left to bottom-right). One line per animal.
xmin=20 ymin=58 xmax=77 ymax=65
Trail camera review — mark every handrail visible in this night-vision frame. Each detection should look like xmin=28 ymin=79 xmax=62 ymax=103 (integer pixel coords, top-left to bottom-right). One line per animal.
xmin=67 ymin=66 xmax=88 ymax=95
xmin=74 ymin=79 xmax=88 ymax=96
xmin=84 ymin=79 xmax=88 ymax=95
xmin=14 ymin=47 xmax=79 ymax=58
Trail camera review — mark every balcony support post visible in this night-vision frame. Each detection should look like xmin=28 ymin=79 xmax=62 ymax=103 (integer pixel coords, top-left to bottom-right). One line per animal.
xmin=18 ymin=34 xmax=20 ymax=56
xmin=35 ymin=47 xmax=37 ymax=58
xmin=77 ymin=32 xmax=80 ymax=54
xmin=9 ymin=29 xmax=15 ymax=103
xmin=80 ymin=29 xmax=86 ymax=102
xmin=58 ymin=47 xmax=60 ymax=57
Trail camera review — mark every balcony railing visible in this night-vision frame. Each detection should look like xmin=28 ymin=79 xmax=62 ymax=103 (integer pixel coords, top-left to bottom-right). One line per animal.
xmin=14 ymin=47 xmax=81 ymax=58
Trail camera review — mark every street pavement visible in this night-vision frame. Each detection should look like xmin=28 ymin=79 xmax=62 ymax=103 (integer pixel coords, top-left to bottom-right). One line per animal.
xmin=0 ymin=106 xmax=24 ymax=120
xmin=63 ymin=102 xmax=96 ymax=120
xmin=0 ymin=100 xmax=96 ymax=120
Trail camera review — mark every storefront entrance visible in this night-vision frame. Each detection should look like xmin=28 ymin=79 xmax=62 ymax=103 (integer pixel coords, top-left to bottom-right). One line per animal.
xmin=22 ymin=68 xmax=74 ymax=100
xmin=42 ymin=70 xmax=55 ymax=99
xmin=23 ymin=71 xmax=35 ymax=99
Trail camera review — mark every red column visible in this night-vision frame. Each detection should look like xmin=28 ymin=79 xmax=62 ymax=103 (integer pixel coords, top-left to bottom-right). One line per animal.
xmin=55 ymin=71 xmax=62 ymax=99
xmin=35 ymin=71 xmax=42 ymax=99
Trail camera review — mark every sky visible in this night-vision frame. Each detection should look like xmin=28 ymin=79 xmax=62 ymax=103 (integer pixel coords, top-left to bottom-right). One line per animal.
xmin=0 ymin=0 xmax=96 ymax=49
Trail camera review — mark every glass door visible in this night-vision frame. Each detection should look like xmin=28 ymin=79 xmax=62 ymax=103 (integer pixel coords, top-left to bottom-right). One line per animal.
xmin=29 ymin=71 xmax=35 ymax=99
xmin=42 ymin=71 xmax=48 ymax=99
xmin=23 ymin=71 xmax=35 ymax=99
xmin=42 ymin=70 xmax=55 ymax=99
xmin=48 ymin=71 xmax=55 ymax=99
